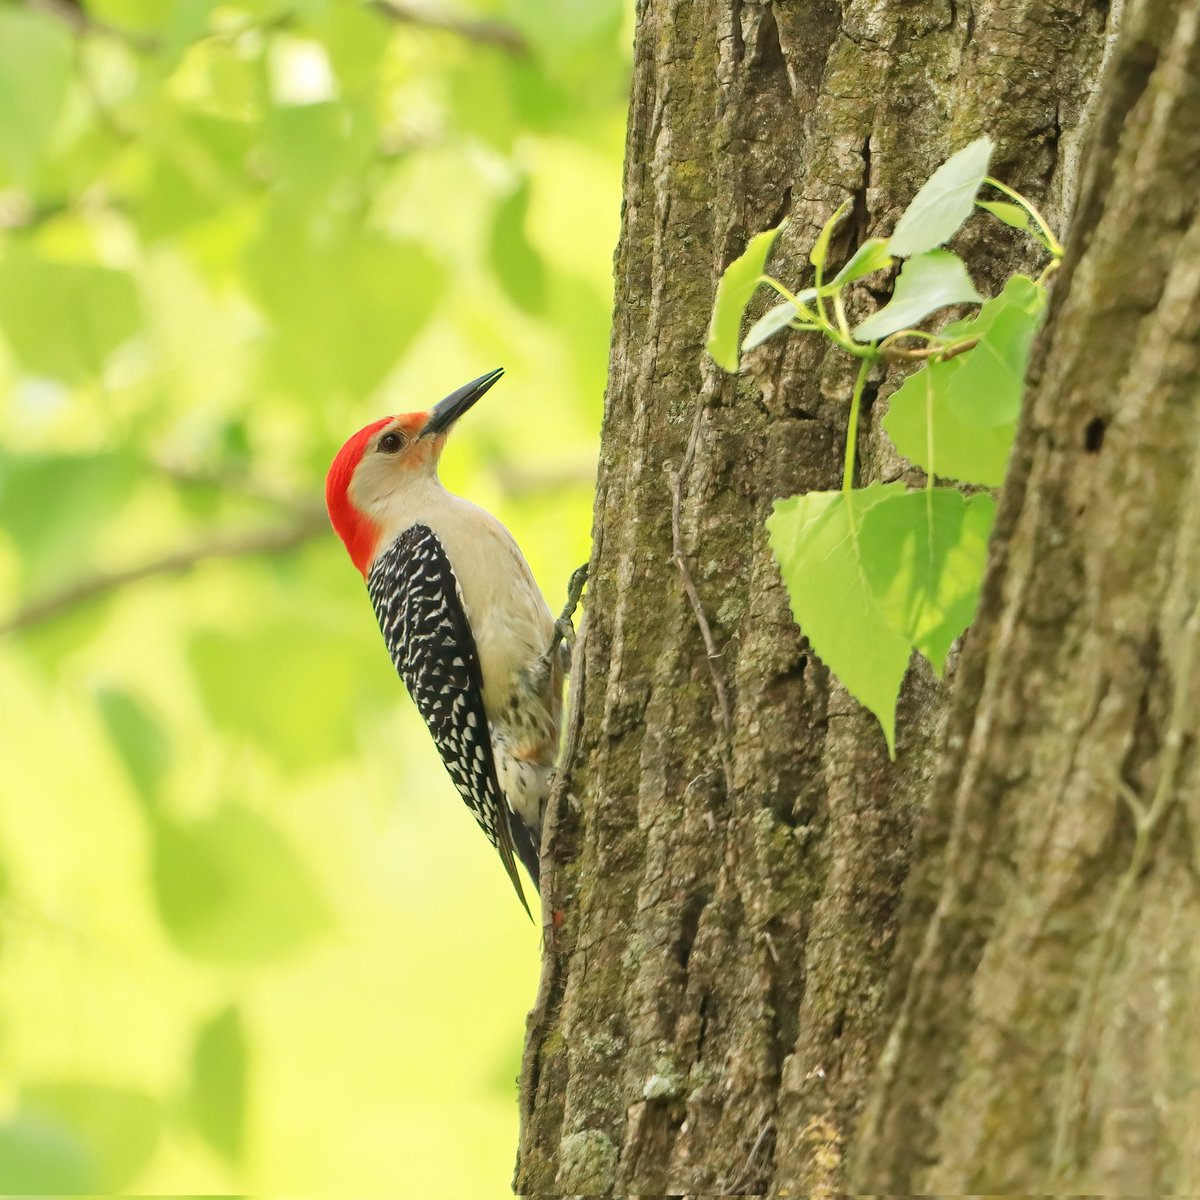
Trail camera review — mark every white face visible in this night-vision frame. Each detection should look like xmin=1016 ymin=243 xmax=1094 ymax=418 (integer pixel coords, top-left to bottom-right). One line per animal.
xmin=348 ymin=416 xmax=445 ymax=526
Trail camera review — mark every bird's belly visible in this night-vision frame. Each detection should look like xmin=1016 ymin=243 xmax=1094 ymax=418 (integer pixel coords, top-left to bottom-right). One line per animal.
xmin=472 ymin=604 xmax=549 ymax=715
xmin=491 ymin=722 xmax=554 ymax=831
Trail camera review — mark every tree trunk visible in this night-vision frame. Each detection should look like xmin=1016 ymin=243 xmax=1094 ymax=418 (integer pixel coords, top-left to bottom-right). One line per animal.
xmin=515 ymin=0 xmax=1135 ymax=1193
xmin=852 ymin=0 xmax=1200 ymax=1189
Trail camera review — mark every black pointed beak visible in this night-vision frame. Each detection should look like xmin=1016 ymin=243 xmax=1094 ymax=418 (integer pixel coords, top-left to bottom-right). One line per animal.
xmin=420 ymin=368 xmax=504 ymax=438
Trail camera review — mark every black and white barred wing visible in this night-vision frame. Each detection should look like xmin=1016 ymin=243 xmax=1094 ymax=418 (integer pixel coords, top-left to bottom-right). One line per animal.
xmin=367 ymin=523 xmax=529 ymax=913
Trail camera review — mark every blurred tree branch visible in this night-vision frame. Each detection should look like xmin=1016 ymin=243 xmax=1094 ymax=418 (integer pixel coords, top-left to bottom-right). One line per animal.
xmin=156 ymin=459 xmax=318 ymax=509
xmin=369 ymin=0 xmax=529 ymax=55
xmin=25 ymin=0 xmax=157 ymax=50
xmin=0 ymin=458 xmax=591 ymax=637
xmin=0 ymin=509 xmax=328 ymax=637
xmin=27 ymin=0 xmax=529 ymax=56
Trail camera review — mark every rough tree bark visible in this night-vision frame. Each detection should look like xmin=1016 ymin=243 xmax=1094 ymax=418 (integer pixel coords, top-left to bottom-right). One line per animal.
xmin=852 ymin=0 xmax=1200 ymax=1189
xmin=510 ymin=0 xmax=1188 ymax=1192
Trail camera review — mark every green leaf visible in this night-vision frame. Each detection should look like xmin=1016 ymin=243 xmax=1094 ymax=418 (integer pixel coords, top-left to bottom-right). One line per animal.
xmin=882 ymin=274 xmax=1046 ymax=484
xmin=262 ymin=101 xmax=375 ymax=201
xmin=810 ymin=198 xmax=851 ymax=270
xmin=883 ymin=357 xmax=1015 ymax=487
xmin=706 ymin=221 xmax=786 ymax=371
xmin=86 ymin=0 xmax=207 ymax=36
xmin=0 ymin=256 xmax=142 ymax=383
xmin=942 ymin=275 xmax=1046 ymax=426
xmin=96 ymin=689 xmax=170 ymax=812
xmin=976 ymin=199 xmax=1030 ymax=232
xmin=244 ymin=212 xmax=444 ymax=403
xmin=853 ymin=249 xmax=981 ymax=342
xmin=742 ymin=301 xmax=800 ymax=353
xmin=489 ymin=179 xmax=547 ymax=314
xmin=446 ymin=51 xmax=522 ymax=149
xmin=189 ymin=1006 xmax=248 ymax=1163
xmin=187 ymin=609 xmax=378 ymax=770
xmin=767 ymin=483 xmax=912 ymax=754
xmin=889 ymin=137 xmax=993 ymax=258
xmin=312 ymin=1 xmax=390 ymax=97
xmin=858 ymin=490 xmax=997 ymax=675
xmin=0 ymin=1114 xmax=97 ymax=1193
xmin=829 ymin=237 xmax=893 ymax=287
xmin=136 ymin=112 xmax=253 ymax=241
xmin=0 ymin=450 xmax=141 ymax=592
xmin=0 ymin=8 xmax=72 ymax=185
xmin=939 ymin=273 xmax=1043 ymax=340
xmin=151 ymin=804 xmax=330 ymax=964
xmin=21 ymin=1084 xmax=161 ymax=1192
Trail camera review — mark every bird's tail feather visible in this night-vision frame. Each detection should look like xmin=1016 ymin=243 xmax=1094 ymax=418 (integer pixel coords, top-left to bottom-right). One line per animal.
xmin=509 ymin=810 xmax=540 ymax=896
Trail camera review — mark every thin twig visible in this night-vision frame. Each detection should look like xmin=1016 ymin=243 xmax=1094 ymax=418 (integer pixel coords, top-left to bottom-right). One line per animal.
xmin=521 ymin=567 xmax=591 ymax=1133
xmin=369 ymin=0 xmax=529 ymax=54
xmin=0 ymin=509 xmax=328 ymax=637
xmin=525 ymin=562 xmax=589 ymax=704
xmin=542 ymin=610 xmax=588 ymax=889
xmin=549 ymin=562 xmax=589 ymax=659
xmin=880 ymin=336 xmax=979 ymax=364
xmin=728 ymin=1120 xmax=775 ymax=1193
xmin=666 ymin=403 xmax=735 ymax=798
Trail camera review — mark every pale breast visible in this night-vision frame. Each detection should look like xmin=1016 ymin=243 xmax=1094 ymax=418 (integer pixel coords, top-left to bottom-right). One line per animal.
xmin=408 ymin=493 xmax=555 ymax=716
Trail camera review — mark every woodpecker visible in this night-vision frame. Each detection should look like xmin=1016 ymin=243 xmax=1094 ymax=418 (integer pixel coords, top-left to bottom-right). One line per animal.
xmin=325 ymin=368 xmax=561 ymax=914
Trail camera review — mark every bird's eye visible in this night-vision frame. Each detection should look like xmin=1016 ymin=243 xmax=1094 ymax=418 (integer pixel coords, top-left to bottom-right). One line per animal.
xmin=378 ymin=432 xmax=404 ymax=454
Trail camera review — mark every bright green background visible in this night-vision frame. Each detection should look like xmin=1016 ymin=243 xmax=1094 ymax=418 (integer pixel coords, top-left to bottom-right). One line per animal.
xmin=0 ymin=0 xmax=626 ymax=1192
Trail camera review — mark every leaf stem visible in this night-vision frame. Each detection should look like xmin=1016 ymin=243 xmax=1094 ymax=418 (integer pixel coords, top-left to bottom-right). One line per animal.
xmin=983 ymin=177 xmax=1064 ymax=257
xmin=760 ymin=275 xmax=818 ymax=321
xmin=833 ymin=291 xmax=851 ymax=341
xmin=1037 ymin=258 xmax=1062 ymax=288
xmin=878 ymin=327 xmax=942 ymax=352
xmin=813 ymin=259 xmax=830 ymax=329
xmin=842 ymin=356 xmax=872 ymax=492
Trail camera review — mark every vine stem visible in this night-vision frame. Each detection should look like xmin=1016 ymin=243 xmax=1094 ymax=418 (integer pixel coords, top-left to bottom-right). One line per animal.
xmin=762 ymin=274 xmax=871 ymax=359
xmin=833 ymin=291 xmax=851 ymax=341
xmin=759 ymin=275 xmax=818 ymax=321
xmin=842 ymin=356 xmax=873 ymax=492
xmin=878 ymin=328 xmax=942 ymax=349
xmin=983 ymin=176 xmax=1064 ymax=256
xmin=813 ymin=252 xmax=830 ymax=331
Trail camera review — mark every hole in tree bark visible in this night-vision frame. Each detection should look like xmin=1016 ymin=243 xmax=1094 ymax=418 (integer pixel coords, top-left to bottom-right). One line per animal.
xmin=675 ymin=892 xmax=708 ymax=971
xmin=1084 ymin=416 xmax=1106 ymax=452
xmin=697 ymin=992 xmax=713 ymax=1054
xmin=857 ymin=380 xmax=881 ymax=451
xmin=770 ymin=185 xmax=793 ymax=229
xmin=853 ymin=136 xmax=872 ymax=241
xmin=753 ymin=2 xmax=786 ymax=73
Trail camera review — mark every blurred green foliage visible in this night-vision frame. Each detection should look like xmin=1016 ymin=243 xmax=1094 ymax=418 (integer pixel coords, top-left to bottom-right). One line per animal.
xmin=0 ymin=0 xmax=625 ymax=1191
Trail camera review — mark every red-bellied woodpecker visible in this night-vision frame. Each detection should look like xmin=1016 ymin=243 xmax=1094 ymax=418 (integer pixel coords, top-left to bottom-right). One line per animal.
xmin=325 ymin=369 xmax=562 ymax=914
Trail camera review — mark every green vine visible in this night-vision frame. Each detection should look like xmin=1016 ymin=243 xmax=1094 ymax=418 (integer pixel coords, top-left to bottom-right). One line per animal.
xmin=706 ymin=137 xmax=1062 ymax=753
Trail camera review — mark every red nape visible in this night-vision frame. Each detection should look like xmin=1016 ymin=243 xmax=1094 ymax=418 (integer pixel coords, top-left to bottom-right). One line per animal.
xmin=325 ymin=416 xmax=392 ymax=576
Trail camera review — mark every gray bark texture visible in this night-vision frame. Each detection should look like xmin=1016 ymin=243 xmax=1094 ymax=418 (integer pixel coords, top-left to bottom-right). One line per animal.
xmin=852 ymin=0 xmax=1200 ymax=1189
xmin=514 ymin=0 xmax=1198 ymax=1193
